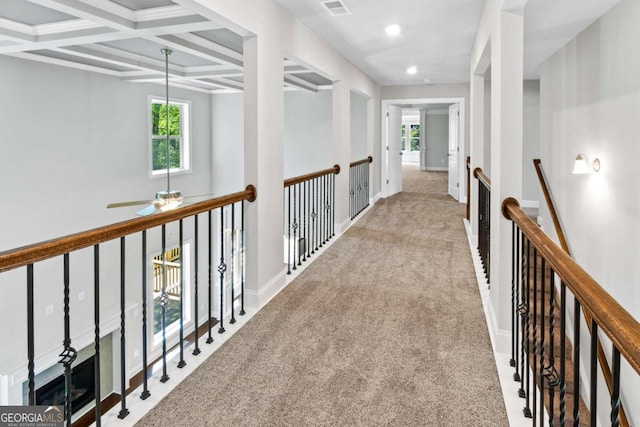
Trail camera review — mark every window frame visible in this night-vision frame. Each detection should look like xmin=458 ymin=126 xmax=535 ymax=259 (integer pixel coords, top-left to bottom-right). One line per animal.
xmin=148 ymin=96 xmax=192 ymax=178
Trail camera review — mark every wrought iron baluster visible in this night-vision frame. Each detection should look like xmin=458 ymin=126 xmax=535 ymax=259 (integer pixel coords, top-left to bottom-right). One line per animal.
xmin=559 ymin=281 xmax=567 ymax=425
xmin=302 ymin=181 xmax=307 ymax=262
xmin=207 ymin=211 xmax=214 ymax=344
xmin=306 ymin=181 xmax=311 ymax=258
xmin=292 ymin=184 xmax=298 ymax=269
xmin=312 ymin=178 xmax=318 ymax=253
xmin=60 ymin=253 xmax=77 ymax=426
xmin=218 ymin=207 xmax=226 ymax=334
xmin=27 ymin=263 xmax=35 ymax=405
xmin=544 ymin=269 xmax=557 ymax=425
xmin=193 ymin=215 xmax=201 ymax=355
xmin=514 ymin=228 xmax=521 ymax=382
xmin=523 ymin=238 xmax=532 ymax=418
xmin=159 ymin=226 xmax=169 ymax=382
xmin=140 ymin=232 xmax=150 ymax=399
xmin=539 ymin=257 xmax=546 ymax=427
xmin=511 ymin=222 xmax=516 ymax=369
xmin=240 ymin=201 xmax=246 ymax=316
xmin=118 ymin=237 xmax=129 ymax=418
xmin=590 ymin=320 xmax=598 ymax=427
xmin=573 ymin=301 xmax=582 ymax=425
xmin=611 ymin=347 xmax=621 ymax=427
xmin=287 ymin=186 xmax=291 ymax=274
xmin=230 ymin=203 xmax=236 ymax=324
xmin=94 ymin=246 xmax=102 ymax=425
xmin=517 ymin=229 xmax=524 ymax=389
xmin=178 ymin=219 xmax=186 ymax=368
xmin=297 ymin=183 xmax=302 ymax=266
xmin=532 ymin=247 xmax=538 ymax=425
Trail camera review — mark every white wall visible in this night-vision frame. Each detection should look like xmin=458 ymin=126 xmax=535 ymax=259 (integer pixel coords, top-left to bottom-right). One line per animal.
xmin=425 ymin=111 xmax=449 ymax=170
xmin=284 ymin=90 xmax=333 ymax=178
xmin=522 ymin=80 xmax=540 ymax=204
xmin=540 ymin=0 xmax=640 ymax=421
xmin=350 ymin=91 xmax=368 ymax=161
xmin=212 ymin=92 xmax=244 ymax=195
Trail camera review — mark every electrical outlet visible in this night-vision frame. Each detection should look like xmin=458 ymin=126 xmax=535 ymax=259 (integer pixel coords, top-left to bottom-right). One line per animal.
xmin=45 ymin=305 xmax=54 ymax=315
xmin=133 ymin=350 xmax=139 ymax=359
xmin=78 ymin=292 xmax=85 ymax=301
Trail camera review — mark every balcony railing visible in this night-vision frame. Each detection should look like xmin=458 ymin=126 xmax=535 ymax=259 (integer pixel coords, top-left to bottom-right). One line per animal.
xmin=349 ymin=156 xmax=373 ymax=219
xmin=502 ymin=198 xmax=640 ymax=426
xmin=283 ymin=165 xmax=340 ymax=274
xmin=474 ymin=167 xmax=491 ymax=281
xmin=0 ymin=185 xmax=256 ymax=426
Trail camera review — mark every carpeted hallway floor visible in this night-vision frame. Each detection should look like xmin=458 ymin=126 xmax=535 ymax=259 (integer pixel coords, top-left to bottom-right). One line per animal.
xmin=136 ymin=164 xmax=508 ymax=426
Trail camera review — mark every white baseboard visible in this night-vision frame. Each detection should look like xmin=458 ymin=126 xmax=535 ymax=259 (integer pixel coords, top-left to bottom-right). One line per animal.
xmin=244 ymin=268 xmax=287 ymax=311
xmin=425 ymin=166 xmax=448 ymax=172
xmin=371 ymin=192 xmax=383 ymax=204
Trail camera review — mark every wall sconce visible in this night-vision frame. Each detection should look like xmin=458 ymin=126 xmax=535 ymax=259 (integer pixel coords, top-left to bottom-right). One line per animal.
xmin=573 ymin=154 xmax=600 ymax=174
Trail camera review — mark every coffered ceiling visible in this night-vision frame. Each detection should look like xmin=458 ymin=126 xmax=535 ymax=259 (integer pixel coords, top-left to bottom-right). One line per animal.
xmin=0 ymin=0 xmax=331 ymax=93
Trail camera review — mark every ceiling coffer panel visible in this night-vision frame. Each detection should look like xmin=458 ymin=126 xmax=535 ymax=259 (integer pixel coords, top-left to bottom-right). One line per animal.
xmin=0 ymin=0 xmax=331 ymax=93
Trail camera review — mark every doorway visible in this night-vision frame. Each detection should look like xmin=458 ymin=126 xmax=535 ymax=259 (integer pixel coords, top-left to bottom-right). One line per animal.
xmin=381 ymin=97 xmax=466 ymax=202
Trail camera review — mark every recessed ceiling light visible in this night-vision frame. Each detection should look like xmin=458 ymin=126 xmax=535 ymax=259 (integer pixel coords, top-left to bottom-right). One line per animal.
xmin=385 ymin=24 xmax=401 ymax=36
xmin=407 ymin=66 xmax=417 ymax=75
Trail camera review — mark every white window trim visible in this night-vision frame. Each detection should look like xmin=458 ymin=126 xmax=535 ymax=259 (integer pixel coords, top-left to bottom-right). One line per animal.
xmin=148 ymin=95 xmax=192 ymax=178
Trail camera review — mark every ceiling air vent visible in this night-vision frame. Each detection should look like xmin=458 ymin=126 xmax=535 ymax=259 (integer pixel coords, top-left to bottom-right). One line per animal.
xmin=321 ymin=0 xmax=352 ymax=16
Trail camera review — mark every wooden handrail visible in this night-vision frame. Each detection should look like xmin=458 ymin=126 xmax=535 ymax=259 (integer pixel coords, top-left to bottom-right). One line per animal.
xmin=0 ymin=185 xmax=257 ymax=274
xmin=349 ymin=156 xmax=373 ymax=168
xmin=533 ymin=159 xmax=569 ymax=253
xmin=502 ymin=198 xmax=640 ymax=375
xmin=473 ymin=167 xmax=491 ymax=189
xmin=533 ymin=159 xmax=628 ymax=426
xmin=284 ymin=165 xmax=340 ymax=188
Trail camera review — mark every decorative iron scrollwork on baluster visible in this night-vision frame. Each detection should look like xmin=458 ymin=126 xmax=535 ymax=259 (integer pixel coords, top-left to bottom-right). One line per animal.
xmin=543 ymin=363 xmax=560 ymax=387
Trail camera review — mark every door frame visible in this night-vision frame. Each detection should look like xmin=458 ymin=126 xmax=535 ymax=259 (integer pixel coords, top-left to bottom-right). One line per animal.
xmin=381 ymin=97 xmax=466 ymax=202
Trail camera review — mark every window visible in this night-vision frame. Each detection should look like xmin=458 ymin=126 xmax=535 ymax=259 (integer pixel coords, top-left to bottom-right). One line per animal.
xmin=402 ymin=119 xmax=420 ymax=151
xmin=150 ymin=98 xmax=190 ymax=175
xmin=152 ymin=245 xmax=191 ymax=345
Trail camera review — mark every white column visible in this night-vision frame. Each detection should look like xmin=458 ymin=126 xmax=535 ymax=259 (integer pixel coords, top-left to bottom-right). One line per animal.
xmin=419 ymin=109 xmax=427 ymax=171
xmin=243 ymin=34 xmax=286 ymax=309
xmin=469 ymin=73 xmax=485 ymax=239
xmin=489 ymin=10 xmax=523 ymax=352
xmin=332 ymin=82 xmax=351 ymax=232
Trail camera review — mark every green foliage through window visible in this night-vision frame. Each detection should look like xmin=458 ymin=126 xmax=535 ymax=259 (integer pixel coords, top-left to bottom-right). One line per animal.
xmin=152 ymin=102 xmax=183 ymax=171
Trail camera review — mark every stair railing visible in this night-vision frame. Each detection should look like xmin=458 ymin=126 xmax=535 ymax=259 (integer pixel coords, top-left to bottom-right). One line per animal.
xmin=283 ymin=165 xmax=340 ymax=274
xmin=503 ymin=197 xmax=639 ymax=427
xmin=349 ymin=156 xmax=373 ymax=219
xmin=473 ymin=167 xmax=491 ymax=281
xmin=0 ymin=185 xmax=256 ymax=426
xmin=533 ymin=159 xmax=628 ymax=426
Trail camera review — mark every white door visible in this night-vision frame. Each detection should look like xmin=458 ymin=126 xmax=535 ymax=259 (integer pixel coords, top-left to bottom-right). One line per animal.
xmin=386 ymin=105 xmax=403 ymax=196
xmin=448 ymin=103 xmax=459 ymax=200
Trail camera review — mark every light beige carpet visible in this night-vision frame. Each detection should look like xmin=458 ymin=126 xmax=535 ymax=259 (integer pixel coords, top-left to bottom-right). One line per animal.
xmin=136 ymin=164 xmax=508 ymax=426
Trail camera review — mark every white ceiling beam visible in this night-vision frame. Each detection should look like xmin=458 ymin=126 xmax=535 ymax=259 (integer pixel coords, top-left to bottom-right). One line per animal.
xmin=27 ymin=0 xmax=135 ymax=31
xmin=153 ymin=33 xmax=242 ymax=68
xmin=284 ymin=74 xmax=318 ymax=93
xmin=173 ymin=32 xmax=242 ymax=63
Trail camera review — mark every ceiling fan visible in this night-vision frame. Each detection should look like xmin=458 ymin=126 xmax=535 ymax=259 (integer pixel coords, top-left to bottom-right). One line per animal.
xmin=107 ymin=48 xmax=211 ymax=216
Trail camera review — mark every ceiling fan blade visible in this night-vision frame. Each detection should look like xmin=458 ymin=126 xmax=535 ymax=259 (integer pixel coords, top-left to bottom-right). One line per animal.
xmin=136 ymin=204 xmax=161 ymax=216
xmin=107 ymin=199 xmax=156 ymax=208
